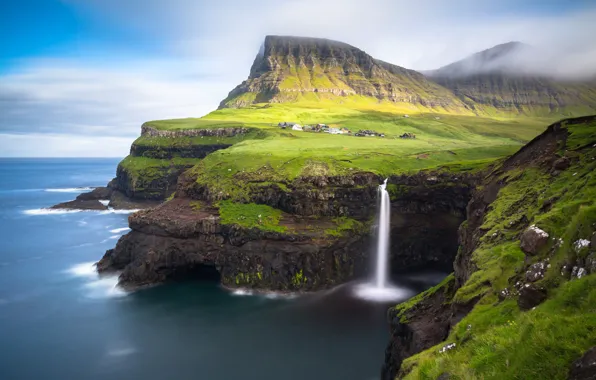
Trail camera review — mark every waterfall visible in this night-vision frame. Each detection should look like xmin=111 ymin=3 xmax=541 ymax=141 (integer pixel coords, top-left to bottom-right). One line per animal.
xmin=353 ymin=179 xmax=412 ymax=302
xmin=375 ymin=179 xmax=390 ymax=288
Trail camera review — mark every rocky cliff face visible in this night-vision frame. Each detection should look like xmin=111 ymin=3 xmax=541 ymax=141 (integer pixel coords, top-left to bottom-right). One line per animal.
xmin=219 ymin=35 xmax=468 ymax=111
xmin=382 ymin=115 xmax=596 ymax=380
xmin=97 ymin=171 xmax=474 ymax=291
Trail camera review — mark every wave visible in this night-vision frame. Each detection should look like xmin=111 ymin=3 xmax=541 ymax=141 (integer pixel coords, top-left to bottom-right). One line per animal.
xmin=45 ymin=187 xmax=94 ymax=193
xmin=24 ymin=208 xmax=140 ymax=215
xmin=109 ymin=227 xmax=130 ymax=234
xmin=24 ymin=208 xmax=84 ymax=215
xmin=66 ymin=262 xmax=128 ymax=299
xmin=66 ymin=262 xmax=98 ymax=278
xmin=99 ymin=200 xmax=110 ymax=206
xmin=84 ymin=277 xmax=127 ymax=299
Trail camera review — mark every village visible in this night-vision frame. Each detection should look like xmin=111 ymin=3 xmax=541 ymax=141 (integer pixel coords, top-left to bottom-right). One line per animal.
xmin=277 ymin=121 xmax=416 ymax=139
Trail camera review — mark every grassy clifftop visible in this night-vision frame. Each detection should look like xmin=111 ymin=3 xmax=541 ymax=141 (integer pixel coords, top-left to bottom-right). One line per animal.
xmin=392 ymin=116 xmax=596 ymax=379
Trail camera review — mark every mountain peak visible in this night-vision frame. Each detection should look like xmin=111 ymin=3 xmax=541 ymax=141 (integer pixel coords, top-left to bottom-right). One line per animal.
xmin=218 ymin=36 xmax=466 ymax=111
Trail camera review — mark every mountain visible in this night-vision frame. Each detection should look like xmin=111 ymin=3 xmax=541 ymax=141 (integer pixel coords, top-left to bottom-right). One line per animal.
xmin=219 ymin=35 xmax=468 ymax=112
xmin=426 ymin=42 xmax=596 ymax=115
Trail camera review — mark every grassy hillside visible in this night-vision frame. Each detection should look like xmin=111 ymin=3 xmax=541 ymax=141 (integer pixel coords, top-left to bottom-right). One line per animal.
xmin=393 ymin=117 xmax=596 ymax=379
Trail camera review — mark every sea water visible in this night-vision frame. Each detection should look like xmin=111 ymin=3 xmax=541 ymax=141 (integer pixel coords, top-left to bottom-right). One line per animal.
xmin=0 ymin=158 xmax=444 ymax=380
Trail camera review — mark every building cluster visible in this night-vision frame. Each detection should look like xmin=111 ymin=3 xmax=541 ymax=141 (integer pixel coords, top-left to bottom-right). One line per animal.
xmin=355 ymin=130 xmax=385 ymax=138
xmin=278 ymin=122 xmax=350 ymax=135
xmin=399 ymin=132 xmax=416 ymax=139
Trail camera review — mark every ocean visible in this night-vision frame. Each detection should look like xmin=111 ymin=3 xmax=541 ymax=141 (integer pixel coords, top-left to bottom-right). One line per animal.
xmin=0 ymin=158 xmax=443 ymax=380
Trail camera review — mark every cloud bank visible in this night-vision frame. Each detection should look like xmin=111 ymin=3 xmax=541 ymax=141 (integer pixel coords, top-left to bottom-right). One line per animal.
xmin=2 ymin=0 xmax=596 ymax=156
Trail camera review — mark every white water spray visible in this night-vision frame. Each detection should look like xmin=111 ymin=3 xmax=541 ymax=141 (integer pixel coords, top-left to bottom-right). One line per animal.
xmin=352 ymin=179 xmax=413 ymax=302
xmin=375 ymin=179 xmax=390 ymax=288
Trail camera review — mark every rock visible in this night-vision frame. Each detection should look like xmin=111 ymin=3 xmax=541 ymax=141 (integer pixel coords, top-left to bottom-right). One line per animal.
xmin=574 ymin=239 xmax=591 ymax=253
xmin=520 ymin=225 xmax=550 ymax=255
xmin=517 ymin=284 xmax=547 ymax=310
xmin=525 ymin=261 xmax=547 ymax=282
xmin=569 ymin=346 xmax=596 ymax=380
xmin=50 ymin=199 xmax=107 ymax=210
xmin=75 ymin=186 xmax=112 ymax=201
xmin=552 ymin=156 xmax=571 ymax=171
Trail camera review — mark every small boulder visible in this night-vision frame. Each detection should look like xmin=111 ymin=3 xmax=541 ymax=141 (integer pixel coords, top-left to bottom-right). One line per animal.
xmin=517 ymin=284 xmax=547 ymax=310
xmin=525 ymin=261 xmax=547 ymax=282
xmin=552 ymin=156 xmax=571 ymax=171
xmin=569 ymin=346 xmax=596 ymax=380
xmin=521 ymin=225 xmax=550 ymax=255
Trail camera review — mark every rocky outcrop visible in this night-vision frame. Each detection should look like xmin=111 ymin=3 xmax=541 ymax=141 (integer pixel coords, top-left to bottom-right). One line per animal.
xmin=140 ymin=125 xmax=248 ymax=138
xmin=98 ymin=170 xmax=474 ymax=291
xmin=97 ymin=198 xmax=370 ymax=291
xmin=130 ymin=142 xmax=233 ymax=160
xmin=50 ymin=184 xmax=160 ymax=211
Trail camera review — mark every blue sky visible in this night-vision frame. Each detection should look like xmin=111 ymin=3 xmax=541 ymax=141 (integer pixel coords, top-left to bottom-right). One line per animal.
xmin=1 ymin=0 xmax=595 ymax=157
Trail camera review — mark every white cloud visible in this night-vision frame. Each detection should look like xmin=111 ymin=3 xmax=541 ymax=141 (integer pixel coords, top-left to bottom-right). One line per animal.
xmin=2 ymin=0 xmax=596 ymax=156
xmin=0 ymin=133 xmax=133 ymax=157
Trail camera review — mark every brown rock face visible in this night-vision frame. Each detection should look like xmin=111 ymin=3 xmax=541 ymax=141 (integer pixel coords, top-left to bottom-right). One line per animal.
xmin=569 ymin=346 xmax=596 ymax=380
xmin=97 ymin=172 xmax=473 ymax=292
xmin=97 ymin=198 xmax=370 ymax=291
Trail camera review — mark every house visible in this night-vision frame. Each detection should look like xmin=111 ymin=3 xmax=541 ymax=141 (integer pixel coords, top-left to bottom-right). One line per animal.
xmin=328 ymin=128 xmax=342 ymax=134
xmin=303 ymin=125 xmax=313 ymax=131
xmin=292 ymin=124 xmax=303 ymax=131
xmin=340 ymin=127 xmax=351 ymax=134
xmin=404 ymin=114 xmax=409 ymax=118
xmin=278 ymin=122 xmax=287 ymax=129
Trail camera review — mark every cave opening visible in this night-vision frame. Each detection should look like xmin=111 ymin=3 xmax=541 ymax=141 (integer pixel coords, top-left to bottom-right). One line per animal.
xmin=385 ymin=187 xmax=471 ymax=277
xmin=167 ymin=263 xmax=222 ymax=283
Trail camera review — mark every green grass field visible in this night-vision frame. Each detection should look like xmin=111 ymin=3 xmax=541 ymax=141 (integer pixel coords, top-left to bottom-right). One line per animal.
xmin=131 ymin=102 xmax=559 ymax=200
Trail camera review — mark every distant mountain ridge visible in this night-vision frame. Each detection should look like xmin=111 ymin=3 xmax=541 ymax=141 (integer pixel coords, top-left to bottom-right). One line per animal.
xmin=219 ymin=35 xmax=596 ymax=116
xmin=426 ymin=42 xmax=596 ymax=115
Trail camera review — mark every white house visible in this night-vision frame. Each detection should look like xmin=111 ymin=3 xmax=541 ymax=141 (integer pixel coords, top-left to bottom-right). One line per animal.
xmin=328 ymin=128 xmax=343 ymax=134
xmin=292 ymin=124 xmax=303 ymax=131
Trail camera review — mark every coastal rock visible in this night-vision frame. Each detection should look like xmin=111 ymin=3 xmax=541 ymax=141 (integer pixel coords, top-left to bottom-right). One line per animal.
xmin=520 ymin=225 xmax=550 ymax=255
xmin=569 ymin=346 xmax=596 ymax=380
xmin=97 ymin=198 xmax=370 ymax=291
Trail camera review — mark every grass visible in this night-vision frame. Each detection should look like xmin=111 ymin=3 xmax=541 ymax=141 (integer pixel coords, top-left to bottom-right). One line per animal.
xmin=394 ymin=117 xmax=596 ymax=379
xmin=216 ymin=200 xmax=286 ymax=233
xmin=324 ymin=217 xmax=365 ymax=237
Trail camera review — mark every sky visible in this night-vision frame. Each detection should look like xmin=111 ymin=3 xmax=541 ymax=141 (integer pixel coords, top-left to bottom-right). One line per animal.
xmin=1 ymin=0 xmax=595 ymax=157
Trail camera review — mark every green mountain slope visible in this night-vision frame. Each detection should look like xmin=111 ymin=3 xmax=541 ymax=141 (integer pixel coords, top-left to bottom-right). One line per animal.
xmin=383 ymin=115 xmax=596 ymax=379
xmin=219 ymin=36 xmax=471 ymax=114
xmin=426 ymin=42 xmax=596 ymax=116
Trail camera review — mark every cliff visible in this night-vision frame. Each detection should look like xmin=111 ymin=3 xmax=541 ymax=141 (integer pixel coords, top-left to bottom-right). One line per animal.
xmin=97 ymin=170 xmax=475 ymax=291
xmin=382 ymin=115 xmax=596 ymax=379
xmin=219 ymin=35 xmax=469 ymax=112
